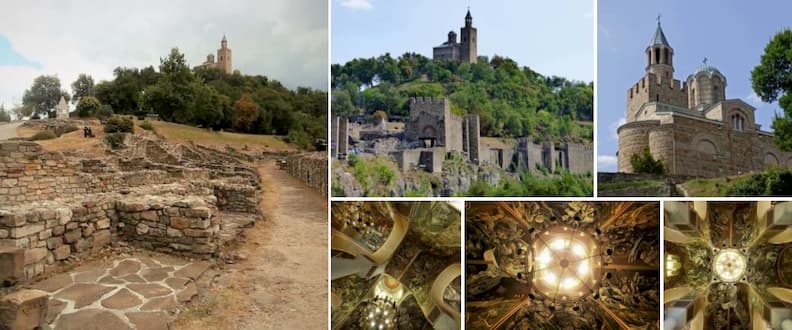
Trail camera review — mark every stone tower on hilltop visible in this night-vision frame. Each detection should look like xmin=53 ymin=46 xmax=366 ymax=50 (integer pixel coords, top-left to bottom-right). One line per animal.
xmin=433 ymin=9 xmax=478 ymax=64
xmin=217 ymin=35 xmax=232 ymax=74
xmin=195 ymin=35 xmax=233 ymax=74
xmin=459 ymin=9 xmax=477 ymax=64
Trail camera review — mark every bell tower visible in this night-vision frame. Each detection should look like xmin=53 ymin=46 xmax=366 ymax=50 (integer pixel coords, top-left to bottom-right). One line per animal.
xmin=460 ymin=8 xmax=477 ymax=64
xmin=646 ymin=17 xmax=674 ymax=83
xmin=216 ymin=34 xmax=232 ymax=74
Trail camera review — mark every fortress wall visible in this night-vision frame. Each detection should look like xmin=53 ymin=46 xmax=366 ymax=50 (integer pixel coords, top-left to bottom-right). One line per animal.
xmin=565 ymin=144 xmax=593 ymax=174
xmin=617 ymin=121 xmax=657 ymax=172
xmin=627 ymin=73 xmax=687 ymax=122
xmin=647 ymin=125 xmax=675 ymax=173
xmin=465 ymin=115 xmax=481 ymax=164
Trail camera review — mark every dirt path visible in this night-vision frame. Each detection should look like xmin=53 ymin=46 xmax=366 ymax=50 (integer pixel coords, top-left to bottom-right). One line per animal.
xmin=0 ymin=121 xmax=23 ymax=139
xmin=173 ymin=159 xmax=327 ymax=330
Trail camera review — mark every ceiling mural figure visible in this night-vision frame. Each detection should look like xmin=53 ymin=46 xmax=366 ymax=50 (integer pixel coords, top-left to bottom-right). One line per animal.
xmin=465 ymin=201 xmax=660 ymax=330
xmin=330 ymin=201 xmax=461 ymax=330
xmin=664 ymin=201 xmax=792 ymax=330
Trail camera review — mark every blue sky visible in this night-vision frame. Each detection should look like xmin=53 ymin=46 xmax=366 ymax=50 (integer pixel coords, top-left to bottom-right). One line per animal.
xmin=0 ymin=35 xmax=41 ymax=70
xmin=332 ymin=0 xmax=593 ymax=82
xmin=597 ymin=0 xmax=792 ymax=172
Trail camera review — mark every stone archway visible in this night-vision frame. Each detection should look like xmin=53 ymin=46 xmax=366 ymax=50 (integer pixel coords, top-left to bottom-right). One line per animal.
xmin=693 ymin=136 xmax=719 ymax=177
xmin=765 ymin=152 xmax=780 ymax=168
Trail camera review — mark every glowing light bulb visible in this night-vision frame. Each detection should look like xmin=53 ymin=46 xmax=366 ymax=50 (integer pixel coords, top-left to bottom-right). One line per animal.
xmin=537 ymin=249 xmax=552 ymax=266
xmin=550 ymin=239 xmax=568 ymax=250
xmin=543 ymin=271 xmax=558 ymax=284
xmin=561 ymin=277 xmax=579 ymax=289
xmin=572 ymin=243 xmax=586 ymax=257
xmin=577 ymin=260 xmax=589 ymax=276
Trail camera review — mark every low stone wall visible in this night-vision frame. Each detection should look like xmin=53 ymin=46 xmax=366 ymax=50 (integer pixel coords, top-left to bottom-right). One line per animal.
xmin=117 ymin=196 xmax=219 ymax=258
xmin=213 ymin=183 xmax=260 ymax=214
xmin=597 ymin=172 xmax=697 ymax=184
xmin=285 ymin=152 xmax=327 ymax=196
xmin=0 ymin=138 xmax=263 ymax=285
xmin=0 ymin=197 xmax=117 ymax=280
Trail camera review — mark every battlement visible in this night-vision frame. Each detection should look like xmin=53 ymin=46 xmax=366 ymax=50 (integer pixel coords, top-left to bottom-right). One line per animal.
xmin=627 ymin=73 xmax=686 ymax=100
xmin=410 ymin=97 xmax=449 ymax=105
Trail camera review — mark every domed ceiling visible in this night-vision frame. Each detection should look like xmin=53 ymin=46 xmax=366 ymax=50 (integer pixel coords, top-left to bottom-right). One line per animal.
xmin=331 ymin=201 xmax=461 ymax=330
xmin=664 ymin=201 xmax=792 ymax=330
xmin=466 ymin=201 xmax=660 ymax=330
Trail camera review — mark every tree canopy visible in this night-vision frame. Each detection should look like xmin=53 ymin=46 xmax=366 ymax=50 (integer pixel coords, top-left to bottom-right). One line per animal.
xmin=71 ymin=74 xmax=95 ymax=104
xmin=752 ymin=29 xmax=792 ymax=151
xmin=332 ymin=53 xmax=593 ymax=143
xmin=22 ymin=75 xmax=70 ymax=118
xmin=81 ymin=47 xmax=325 ymax=150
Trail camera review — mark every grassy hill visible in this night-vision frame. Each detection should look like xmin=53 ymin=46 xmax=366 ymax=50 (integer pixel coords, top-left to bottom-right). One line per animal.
xmin=16 ymin=118 xmax=296 ymax=155
xmin=142 ymin=120 xmax=295 ymax=152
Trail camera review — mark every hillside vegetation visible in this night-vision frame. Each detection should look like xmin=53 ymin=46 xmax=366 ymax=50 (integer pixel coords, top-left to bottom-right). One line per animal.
xmin=332 ymin=53 xmax=593 ymax=143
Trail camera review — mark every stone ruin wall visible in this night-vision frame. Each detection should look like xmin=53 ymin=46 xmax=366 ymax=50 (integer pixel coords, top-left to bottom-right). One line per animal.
xmin=0 ymin=138 xmax=263 ymax=285
xmin=284 ymin=152 xmax=328 ymax=197
xmin=116 ymin=196 xmax=220 ymax=258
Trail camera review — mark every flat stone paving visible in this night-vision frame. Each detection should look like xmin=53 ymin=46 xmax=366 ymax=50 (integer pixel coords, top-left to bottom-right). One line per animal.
xmin=29 ymin=256 xmax=211 ymax=330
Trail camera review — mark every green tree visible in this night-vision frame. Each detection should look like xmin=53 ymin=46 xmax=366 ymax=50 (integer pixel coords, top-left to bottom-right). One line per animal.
xmin=630 ymin=147 xmax=665 ymax=174
xmin=71 ymin=74 xmax=95 ymax=104
xmin=752 ymin=29 xmax=792 ymax=151
xmin=232 ymin=95 xmax=260 ymax=132
xmin=22 ymin=75 xmax=70 ymax=118
xmin=0 ymin=104 xmax=10 ymax=122
xmin=76 ymin=96 xmax=102 ymax=118
xmin=332 ymin=90 xmax=355 ymax=117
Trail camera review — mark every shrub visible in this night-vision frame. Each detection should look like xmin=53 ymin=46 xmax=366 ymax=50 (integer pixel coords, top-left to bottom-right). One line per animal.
xmin=76 ymin=96 xmax=102 ymax=118
xmin=55 ymin=125 xmax=78 ymax=137
xmin=96 ymin=104 xmax=114 ymax=120
xmin=31 ymin=130 xmax=57 ymax=141
xmin=105 ymin=133 xmax=125 ymax=149
xmin=104 ymin=116 xmax=134 ymax=133
xmin=140 ymin=120 xmax=155 ymax=131
xmin=727 ymin=168 xmax=792 ymax=196
xmin=630 ymin=147 xmax=665 ymax=174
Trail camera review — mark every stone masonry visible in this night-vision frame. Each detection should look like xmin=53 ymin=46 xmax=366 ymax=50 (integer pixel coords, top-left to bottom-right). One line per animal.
xmin=0 ymin=135 xmax=261 ymax=286
xmin=617 ymin=20 xmax=792 ymax=177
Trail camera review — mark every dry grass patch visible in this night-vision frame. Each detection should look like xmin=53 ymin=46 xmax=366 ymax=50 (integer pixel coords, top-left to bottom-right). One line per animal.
xmin=140 ymin=120 xmax=296 ymax=153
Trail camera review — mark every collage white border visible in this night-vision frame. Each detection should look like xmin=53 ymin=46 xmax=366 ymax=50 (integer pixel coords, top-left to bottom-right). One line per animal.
xmin=323 ymin=0 xmax=792 ymax=328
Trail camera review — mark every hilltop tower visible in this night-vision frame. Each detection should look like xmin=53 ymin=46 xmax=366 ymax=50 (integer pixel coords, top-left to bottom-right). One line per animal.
xmin=433 ymin=9 xmax=478 ymax=63
xmin=460 ymin=9 xmax=478 ymax=64
xmin=625 ymin=19 xmax=687 ymax=123
xmin=217 ymin=35 xmax=232 ymax=74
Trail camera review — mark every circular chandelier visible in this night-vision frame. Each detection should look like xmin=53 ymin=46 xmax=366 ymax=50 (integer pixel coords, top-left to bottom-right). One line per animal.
xmin=532 ymin=228 xmax=601 ymax=301
xmin=712 ymin=249 xmax=746 ymax=283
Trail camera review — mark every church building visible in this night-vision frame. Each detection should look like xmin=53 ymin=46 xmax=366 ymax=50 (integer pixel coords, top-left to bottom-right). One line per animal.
xmin=432 ymin=9 xmax=478 ymax=64
xmin=195 ymin=35 xmax=232 ymax=74
xmin=617 ymin=20 xmax=792 ymax=177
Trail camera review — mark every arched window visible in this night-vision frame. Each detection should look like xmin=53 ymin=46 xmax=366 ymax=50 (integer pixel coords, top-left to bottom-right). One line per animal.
xmin=655 ymin=48 xmax=660 ymax=64
xmin=731 ymin=113 xmax=745 ymax=131
xmin=713 ymin=86 xmax=720 ymax=102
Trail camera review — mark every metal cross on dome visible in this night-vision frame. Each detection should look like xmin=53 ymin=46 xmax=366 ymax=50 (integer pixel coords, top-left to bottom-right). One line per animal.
xmin=703 ymin=57 xmax=708 ymax=65
xmin=657 ymin=14 xmax=661 ymax=24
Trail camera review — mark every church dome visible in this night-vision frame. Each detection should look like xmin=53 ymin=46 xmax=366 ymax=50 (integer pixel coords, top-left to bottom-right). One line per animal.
xmin=692 ymin=62 xmax=722 ymax=77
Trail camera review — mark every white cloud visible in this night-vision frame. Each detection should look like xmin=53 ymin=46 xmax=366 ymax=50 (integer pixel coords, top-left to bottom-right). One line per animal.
xmin=598 ymin=155 xmax=618 ymax=168
xmin=609 ymin=117 xmax=626 ymax=140
xmin=0 ymin=0 xmax=328 ymax=107
xmin=746 ymin=92 xmax=764 ymax=107
xmin=338 ymin=0 xmax=373 ymax=10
